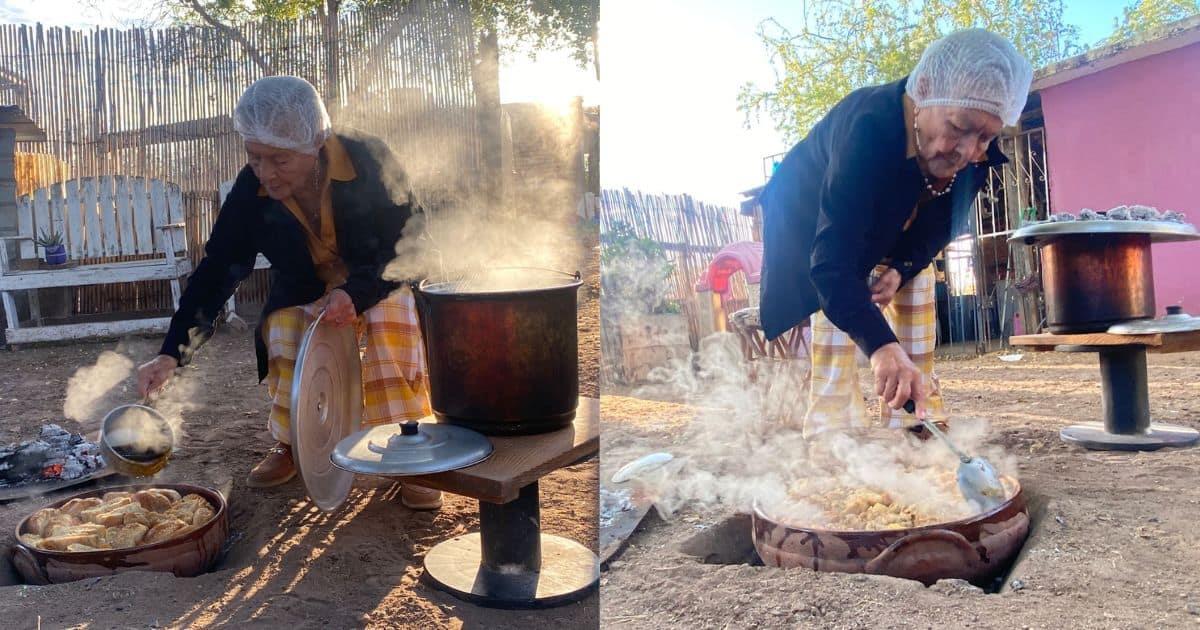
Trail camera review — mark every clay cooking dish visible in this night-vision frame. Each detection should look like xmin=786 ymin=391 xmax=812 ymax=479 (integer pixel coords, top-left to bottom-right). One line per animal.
xmin=10 ymin=482 xmax=229 ymax=585
xmin=752 ymin=477 xmax=1029 ymax=586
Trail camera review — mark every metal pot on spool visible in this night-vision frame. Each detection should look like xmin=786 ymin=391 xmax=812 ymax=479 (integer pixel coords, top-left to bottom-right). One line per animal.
xmin=1011 ymin=221 xmax=1200 ymax=333
xmin=413 ymin=267 xmax=583 ymax=436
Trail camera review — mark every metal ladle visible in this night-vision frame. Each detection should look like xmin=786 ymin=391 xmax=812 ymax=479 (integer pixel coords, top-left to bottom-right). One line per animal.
xmin=99 ymin=399 xmax=174 ymax=477
xmin=903 ymin=400 xmax=1005 ymax=510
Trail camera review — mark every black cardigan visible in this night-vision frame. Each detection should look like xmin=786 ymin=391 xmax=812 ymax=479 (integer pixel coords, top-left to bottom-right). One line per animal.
xmin=759 ymin=77 xmax=1008 ymax=356
xmin=159 ymin=129 xmax=419 ymax=381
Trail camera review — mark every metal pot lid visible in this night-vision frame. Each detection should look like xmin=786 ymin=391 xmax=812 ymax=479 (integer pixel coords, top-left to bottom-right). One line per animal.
xmin=290 ymin=312 xmax=362 ymax=512
xmin=331 ymin=420 xmax=492 ymax=476
xmin=1009 ymin=220 xmax=1200 ymax=244
xmin=1109 ymin=309 xmax=1200 ymax=334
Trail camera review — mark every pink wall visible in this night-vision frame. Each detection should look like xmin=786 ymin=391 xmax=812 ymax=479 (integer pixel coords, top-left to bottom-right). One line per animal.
xmin=1040 ymin=42 xmax=1200 ymax=315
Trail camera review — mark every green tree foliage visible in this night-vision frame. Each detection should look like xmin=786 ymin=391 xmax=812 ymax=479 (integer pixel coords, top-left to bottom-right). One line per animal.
xmin=600 ymin=221 xmax=679 ymax=315
xmin=171 ymin=0 xmax=597 ymax=67
xmin=738 ymin=0 xmax=1082 ymax=143
xmin=1105 ymin=0 xmax=1199 ymax=44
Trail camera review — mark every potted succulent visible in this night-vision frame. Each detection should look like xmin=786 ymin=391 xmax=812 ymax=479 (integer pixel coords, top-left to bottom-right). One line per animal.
xmin=35 ymin=227 xmax=67 ymax=265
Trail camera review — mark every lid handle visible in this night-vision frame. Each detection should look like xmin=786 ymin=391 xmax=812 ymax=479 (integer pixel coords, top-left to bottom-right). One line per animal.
xmin=1167 ymin=305 xmax=1184 ymax=316
xmin=401 ymin=421 xmax=419 ymax=436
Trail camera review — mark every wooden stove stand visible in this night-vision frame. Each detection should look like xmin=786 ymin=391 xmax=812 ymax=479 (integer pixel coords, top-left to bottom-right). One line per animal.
xmin=397 ymin=397 xmax=600 ymax=609
xmin=1010 ymin=331 xmax=1200 ymax=451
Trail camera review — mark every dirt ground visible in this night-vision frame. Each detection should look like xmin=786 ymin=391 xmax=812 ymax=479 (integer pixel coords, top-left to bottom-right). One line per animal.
xmin=0 ymin=232 xmax=600 ymax=629
xmin=600 ymin=350 xmax=1200 ymax=629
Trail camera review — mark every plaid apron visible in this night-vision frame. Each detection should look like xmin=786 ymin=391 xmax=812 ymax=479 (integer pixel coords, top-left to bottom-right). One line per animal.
xmin=264 ymin=286 xmax=430 ymax=444
xmin=804 ymin=264 xmax=943 ymax=438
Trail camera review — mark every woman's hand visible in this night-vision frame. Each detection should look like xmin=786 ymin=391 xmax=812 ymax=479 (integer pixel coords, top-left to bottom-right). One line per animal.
xmin=870 ymin=268 xmax=902 ymax=307
xmin=137 ymin=355 xmax=179 ymax=399
xmin=869 ymin=342 xmax=925 ymax=411
xmin=323 ymin=288 xmax=357 ymax=327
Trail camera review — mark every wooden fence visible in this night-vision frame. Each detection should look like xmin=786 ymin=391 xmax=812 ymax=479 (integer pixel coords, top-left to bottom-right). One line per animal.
xmin=599 ymin=188 xmax=757 ymax=356
xmin=0 ymin=0 xmax=479 ymax=320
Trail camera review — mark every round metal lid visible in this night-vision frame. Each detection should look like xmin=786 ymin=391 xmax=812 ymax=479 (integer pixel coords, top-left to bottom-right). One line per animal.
xmin=1009 ymin=220 xmax=1200 ymax=244
xmin=290 ymin=312 xmax=362 ymax=512
xmin=1109 ymin=310 xmax=1200 ymax=335
xmin=331 ymin=420 xmax=493 ymax=476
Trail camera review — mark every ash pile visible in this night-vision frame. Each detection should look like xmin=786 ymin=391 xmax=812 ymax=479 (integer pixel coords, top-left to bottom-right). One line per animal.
xmin=600 ymin=486 xmax=635 ymax=529
xmin=0 ymin=424 xmax=105 ymax=487
xmin=1048 ymin=204 xmax=1192 ymax=226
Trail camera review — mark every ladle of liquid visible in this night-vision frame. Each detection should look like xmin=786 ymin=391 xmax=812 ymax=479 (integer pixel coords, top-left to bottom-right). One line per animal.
xmin=99 ymin=401 xmax=174 ymax=477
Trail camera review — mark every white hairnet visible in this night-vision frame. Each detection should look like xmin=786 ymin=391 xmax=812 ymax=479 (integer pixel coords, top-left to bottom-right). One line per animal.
xmin=233 ymin=76 xmax=331 ymax=154
xmin=906 ymin=29 xmax=1034 ymax=127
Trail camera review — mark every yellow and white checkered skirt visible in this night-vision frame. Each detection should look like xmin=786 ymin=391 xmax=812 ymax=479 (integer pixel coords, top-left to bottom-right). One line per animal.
xmin=263 ymin=286 xmax=431 ymax=444
xmin=804 ymin=264 xmax=943 ymax=438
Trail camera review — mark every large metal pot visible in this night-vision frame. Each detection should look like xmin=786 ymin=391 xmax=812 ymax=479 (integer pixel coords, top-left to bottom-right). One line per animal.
xmin=1011 ymin=220 xmax=1200 ymax=334
xmin=1039 ymin=233 xmax=1155 ymax=333
xmin=414 ymin=267 xmax=582 ymax=435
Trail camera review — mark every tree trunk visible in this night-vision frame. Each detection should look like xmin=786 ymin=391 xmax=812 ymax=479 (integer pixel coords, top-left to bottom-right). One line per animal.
xmin=322 ymin=0 xmax=341 ymax=114
xmin=472 ymin=24 xmax=503 ymax=209
xmin=592 ymin=33 xmax=600 ymax=81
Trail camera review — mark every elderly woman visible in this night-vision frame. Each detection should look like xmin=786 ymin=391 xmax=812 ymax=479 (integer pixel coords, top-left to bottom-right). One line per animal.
xmin=759 ymin=29 xmax=1033 ymax=438
xmin=135 ymin=76 xmax=441 ymax=509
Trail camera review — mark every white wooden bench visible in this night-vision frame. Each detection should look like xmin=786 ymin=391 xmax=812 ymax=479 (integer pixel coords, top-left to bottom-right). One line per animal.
xmin=0 ymin=176 xmax=191 ymax=344
xmin=218 ymin=178 xmax=270 ymax=328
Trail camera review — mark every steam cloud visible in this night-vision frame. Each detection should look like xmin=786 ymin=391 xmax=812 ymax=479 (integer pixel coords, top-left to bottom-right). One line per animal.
xmin=365 ymin=102 xmax=591 ymax=288
xmin=607 ymin=279 xmax=1017 ymax=528
xmin=63 ymin=351 xmax=134 ymax=429
xmin=63 ymin=348 xmax=195 ymax=448
xmin=384 ymin=188 xmax=587 ymax=289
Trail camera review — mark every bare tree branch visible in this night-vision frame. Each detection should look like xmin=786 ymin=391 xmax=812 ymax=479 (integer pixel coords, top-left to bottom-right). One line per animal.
xmin=182 ymin=0 xmax=274 ymax=74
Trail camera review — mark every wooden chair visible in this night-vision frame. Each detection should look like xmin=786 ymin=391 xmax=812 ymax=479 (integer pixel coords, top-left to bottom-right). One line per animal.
xmin=0 ymin=176 xmax=190 ymax=344
xmin=729 ymin=307 xmax=811 ymax=362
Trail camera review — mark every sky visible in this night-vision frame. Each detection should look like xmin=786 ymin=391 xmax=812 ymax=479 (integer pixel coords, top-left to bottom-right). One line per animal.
xmin=0 ymin=0 xmax=1138 ymax=206
xmin=600 ymin=0 xmax=1134 ymax=207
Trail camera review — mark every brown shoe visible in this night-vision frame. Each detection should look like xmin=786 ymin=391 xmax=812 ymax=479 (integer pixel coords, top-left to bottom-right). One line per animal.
xmin=401 ymin=484 xmax=443 ymax=511
xmin=246 ymin=443 xmax=296 ymax=488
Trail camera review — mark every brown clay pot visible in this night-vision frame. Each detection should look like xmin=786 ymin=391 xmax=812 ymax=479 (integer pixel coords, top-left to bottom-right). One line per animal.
xmin=751 ymin=478 xmax=1029 ymax=586
xmin=10 ymin=483 xmax=229 ymax=585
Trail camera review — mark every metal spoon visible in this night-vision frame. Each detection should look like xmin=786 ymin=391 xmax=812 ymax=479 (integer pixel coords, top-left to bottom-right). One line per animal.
xmin=903 ymin=400 xmax=1005 ymax=510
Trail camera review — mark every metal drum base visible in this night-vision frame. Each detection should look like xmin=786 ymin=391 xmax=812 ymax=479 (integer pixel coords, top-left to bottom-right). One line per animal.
xmin=421 ymin=481 xmax=598 ymax=608
xmin=423 ymin=533 xmax=598 ymax=609
xmin=1061 ymin=422 xmax=1199 ymax=451
xmin=1056 ymin=345 xmax=1199 ymax=451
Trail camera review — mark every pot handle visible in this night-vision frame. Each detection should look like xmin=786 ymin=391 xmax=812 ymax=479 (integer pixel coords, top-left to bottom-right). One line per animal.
xmin=864 ymin=529 xmax=979 ymax=579
xmin=11 ymin=544 xmax=50 ymax=585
